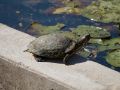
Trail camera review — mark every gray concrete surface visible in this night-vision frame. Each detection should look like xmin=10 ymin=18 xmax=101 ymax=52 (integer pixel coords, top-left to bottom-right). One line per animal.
xmin=0 ymin=84 xmax=5 ymax=90
xmin=0 ymin=23 xmax=120 ymax=90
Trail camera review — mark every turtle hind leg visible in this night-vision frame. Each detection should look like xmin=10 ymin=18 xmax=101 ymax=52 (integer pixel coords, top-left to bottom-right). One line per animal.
xmin=63 ymin=54 xmax=70 ymax=65
xmin=33 ymin=54 xmax=45 ymax=62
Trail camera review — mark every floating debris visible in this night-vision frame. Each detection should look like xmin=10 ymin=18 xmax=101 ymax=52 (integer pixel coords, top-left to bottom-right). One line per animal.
xmin=16 ymin=10 xmax=20 ymax=14
xmin=18 ymin=22 xmax=23 ymax=27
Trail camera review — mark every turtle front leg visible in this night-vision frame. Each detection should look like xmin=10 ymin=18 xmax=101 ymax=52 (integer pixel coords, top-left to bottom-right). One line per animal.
xmin=33 ymin=55 xmax=45 ymax=62
xmin=63 ymin=54 xmax=70 ymax=65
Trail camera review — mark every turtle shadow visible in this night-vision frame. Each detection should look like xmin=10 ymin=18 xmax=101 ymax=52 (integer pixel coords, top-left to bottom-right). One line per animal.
xmin=68 ymin=54 xmax=87 ymax=65
xmin=37 ymin=54 xmax=87 ymax=65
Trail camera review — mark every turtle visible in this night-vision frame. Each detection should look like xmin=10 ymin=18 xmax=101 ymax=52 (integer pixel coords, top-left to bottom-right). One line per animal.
xmin=25 ymin=33 xmax=90 ymax=65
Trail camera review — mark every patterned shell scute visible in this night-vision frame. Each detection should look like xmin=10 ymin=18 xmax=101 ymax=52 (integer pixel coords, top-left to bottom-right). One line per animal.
xmin=28 ymin=33 xmax=73 ymax=58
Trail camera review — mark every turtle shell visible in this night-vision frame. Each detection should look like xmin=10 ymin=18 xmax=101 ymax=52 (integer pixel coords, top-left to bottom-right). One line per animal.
xmin=27 ymin=33 xmax=75 ymax=58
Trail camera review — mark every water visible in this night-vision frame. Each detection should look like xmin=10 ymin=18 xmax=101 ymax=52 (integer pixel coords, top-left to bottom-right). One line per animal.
xmin=0 ymin=0 xmax=120 ymax=72
xmin=0 ymin=0 xmax=102 ymax=31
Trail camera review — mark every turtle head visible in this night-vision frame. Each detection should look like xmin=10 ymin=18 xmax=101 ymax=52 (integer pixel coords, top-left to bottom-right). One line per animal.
xmin=75 ymin=34 xmax=90 ymax=50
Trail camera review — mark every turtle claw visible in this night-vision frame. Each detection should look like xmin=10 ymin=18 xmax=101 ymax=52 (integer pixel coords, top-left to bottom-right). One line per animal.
xmin=63 ymin=54 xmax=70 ymax=65
xmin=36 ymin=58 xmax=45 ymax=62
xmin=33 ymin=55 xmax=45 ymax=62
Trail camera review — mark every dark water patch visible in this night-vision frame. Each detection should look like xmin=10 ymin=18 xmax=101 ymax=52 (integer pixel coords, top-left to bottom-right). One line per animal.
xmin=89 ymin=49 xmax=120 ymax=72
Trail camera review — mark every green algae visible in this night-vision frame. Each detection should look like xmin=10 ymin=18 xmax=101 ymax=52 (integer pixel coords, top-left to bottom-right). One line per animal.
xmin=89 ymin=39 xmax=103 ymax=44
xmin=103 ymin=37 xmax=120 ymax=46
xmin=53 ymin=7 xmax=81 ymax=14
xmin=53 ymin=0 xmax=81 ymax=14
xmin=59 ymin=31 xmax=79 ymax=41
xmin=81 ymin=0 xmax=120 ymax=29
xmin=62 ymin=0 xmax=81 ymax=8
xmin=105 ymin=49 xmax=120 ymax=67
xmin=97 ymin=45 xmax=120 ymax=52
xmin=81 ymin=0 xmax=120 ymax=23
xmin=28 ymin=22 xmax=65 ymax=36
xmin=72 ymin=25 xmax=111 ymax=39
xmin=94 ymin=38 xmax=120 ymax=52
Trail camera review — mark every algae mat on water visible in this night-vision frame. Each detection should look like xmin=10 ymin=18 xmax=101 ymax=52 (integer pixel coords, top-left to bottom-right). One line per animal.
xmin=27 ymin=22 xmax=65 ymax=37
xmin=72 ymin=25 xmax=111 ymax=39
xmin=81 ymin=0 xmax=120 ymax=29
xmin=105 ymin=49 xmax=120 ymax=67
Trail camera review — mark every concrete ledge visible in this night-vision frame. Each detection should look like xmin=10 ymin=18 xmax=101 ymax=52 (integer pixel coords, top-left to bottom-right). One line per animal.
xmin=0 ymin=23 xmax=120 ymax=90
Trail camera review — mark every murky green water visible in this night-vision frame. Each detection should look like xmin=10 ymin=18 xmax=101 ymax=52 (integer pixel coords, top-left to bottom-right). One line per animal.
xmin=0 ymin=0 xmax=120 ymax=72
